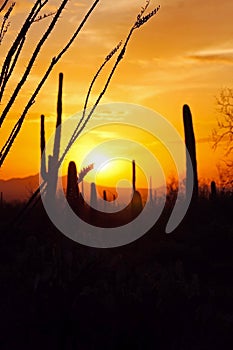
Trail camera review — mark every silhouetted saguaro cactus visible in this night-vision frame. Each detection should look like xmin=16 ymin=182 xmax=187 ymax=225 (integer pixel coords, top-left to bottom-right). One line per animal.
xmin=130 ymin=159 xmax=143 ymax=217
xmin=132 ymin=159 xmax=136 ymax=192
xmin=66 ymin=161 xmax=80 ymax=203
xmin=183 ymin=104 xmax=198 ymax=200
xmin=90 ymin=182 xmax=97 ymax=208
xmin=40 ymin=73 xmax=63 ymax=202
xmin=40 ymin=114 xmax=46 ymax=179
xmin=210 ymin=180 xmax=217 ymax=199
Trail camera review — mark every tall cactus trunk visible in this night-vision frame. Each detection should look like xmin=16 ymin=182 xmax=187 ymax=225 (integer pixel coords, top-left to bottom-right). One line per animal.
xmin=47 ymin=73 xmax=63 ymax=200
xmin=40 ymin=114 xmax=47 ymax=180
xmin=53 ymin=72 xmax=63 ymax=161
xmin=183 ymin=104 xmax=198 ymax=201
xmin=40 ymin=73 xmax=63 ymax=203
xmin=132 ymin=159 xmax=136 ymax=192
xmin=90 ymin=182 xmax=97 ymax=208
xmin=210 ymin=180 xmax=217 ymax=199
xmin=66 ymin=161 xmax=79 ymax=203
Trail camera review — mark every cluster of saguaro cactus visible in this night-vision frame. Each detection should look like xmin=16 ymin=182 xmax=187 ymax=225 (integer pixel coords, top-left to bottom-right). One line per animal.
xmin=40 ymin=73 xmax=63 ymax=202
xmin=183 ymin=104 xmax=198 ymax=200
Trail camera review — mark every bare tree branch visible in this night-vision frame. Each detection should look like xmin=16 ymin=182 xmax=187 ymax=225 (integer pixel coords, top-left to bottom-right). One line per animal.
xmin=212 ymin=88 xmax=233 ymax=189
xmin=212 ymin=88 xmax=233 ymax=156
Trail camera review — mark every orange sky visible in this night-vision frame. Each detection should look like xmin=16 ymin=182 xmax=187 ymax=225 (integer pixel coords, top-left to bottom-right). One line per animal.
xmin=0 ymin=0 xmax=233 ymax=187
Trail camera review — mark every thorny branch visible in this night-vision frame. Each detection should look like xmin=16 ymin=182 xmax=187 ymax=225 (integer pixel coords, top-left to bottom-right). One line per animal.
xmin=0 ymin=0 xmax=48 ymax=100
xmin=0 ymin=0 xmax=10 ymax=13
xmin=0 ymin=1 xmax=15 ymax=44
xmin=0 ymin=0 xmax=69 ymax=126
xmin=0 ymin=0 xmax=100 ymax=167
xmin=58 ymin=2 xmax=161 ymax=169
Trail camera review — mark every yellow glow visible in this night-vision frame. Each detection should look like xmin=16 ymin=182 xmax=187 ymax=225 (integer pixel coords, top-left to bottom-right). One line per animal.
xmin=60 ymin=112 xmax=179 ymax=189
xmin=0 ymin=0 xmax=232 ymax=187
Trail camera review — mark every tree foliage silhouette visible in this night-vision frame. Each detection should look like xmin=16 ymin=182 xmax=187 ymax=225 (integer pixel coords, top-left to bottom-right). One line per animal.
xmin=212 ymin=88 xmax=233 ymax=189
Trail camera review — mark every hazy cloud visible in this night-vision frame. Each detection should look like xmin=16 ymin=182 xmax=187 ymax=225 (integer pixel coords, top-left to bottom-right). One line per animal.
xmin=187 ymin=48 xmax=233 ymax=64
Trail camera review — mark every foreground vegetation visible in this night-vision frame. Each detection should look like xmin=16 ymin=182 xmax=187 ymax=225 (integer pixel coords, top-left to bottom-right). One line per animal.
xmin=0 ymin=191 xmax=232 ymax=350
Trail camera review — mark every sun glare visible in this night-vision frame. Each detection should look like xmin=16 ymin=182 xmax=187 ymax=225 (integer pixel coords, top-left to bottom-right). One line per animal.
xmin=91 ymin=152 xmax=110 ymax=171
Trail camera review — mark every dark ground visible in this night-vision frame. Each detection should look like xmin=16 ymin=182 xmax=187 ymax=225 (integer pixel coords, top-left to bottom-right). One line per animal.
xmin=0 ymin=194 xmax=232 ymax=349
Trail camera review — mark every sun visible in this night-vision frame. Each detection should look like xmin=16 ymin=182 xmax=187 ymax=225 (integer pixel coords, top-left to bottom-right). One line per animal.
xmin=80 ymin=149 xmax=114 ymax=184
xmin=90 ymin=152 xmax=110 ymax=171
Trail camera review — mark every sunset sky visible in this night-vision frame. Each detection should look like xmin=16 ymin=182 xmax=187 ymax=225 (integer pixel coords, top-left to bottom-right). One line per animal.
xmin=0 ymin=0 xmax=233 ymax=188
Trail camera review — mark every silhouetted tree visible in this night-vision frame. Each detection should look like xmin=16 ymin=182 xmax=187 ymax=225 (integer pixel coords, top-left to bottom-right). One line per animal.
xmin=212 ymin=88 xmax=233 ymax=190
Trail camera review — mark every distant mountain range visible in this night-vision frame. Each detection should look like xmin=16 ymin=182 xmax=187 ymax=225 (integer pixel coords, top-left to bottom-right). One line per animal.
xmin=0 ymin=174 xmax=152 ymax=203
xmin=0 ymin=174 xmax=39 ymax=202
